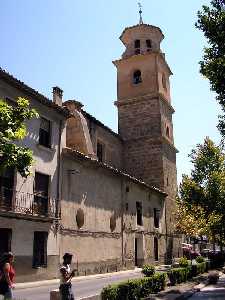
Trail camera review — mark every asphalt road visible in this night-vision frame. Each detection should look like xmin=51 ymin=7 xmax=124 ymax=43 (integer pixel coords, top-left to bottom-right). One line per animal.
xmin=13 ymin=270 xmax=142 ymax=300
xmin=189 ymin=274 xmax=225 ymax=300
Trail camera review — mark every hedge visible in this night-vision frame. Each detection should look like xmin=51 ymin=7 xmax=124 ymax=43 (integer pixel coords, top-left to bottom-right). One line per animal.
xmin=101 ymin=272 xmax=166 ymax=300
xmin=191 ymin=262 xmax=207 ymax=277
xmin=167 ymin=262 xmax=207 ymax=286
xmin=167 ymin=267 xmax=190 ymax=286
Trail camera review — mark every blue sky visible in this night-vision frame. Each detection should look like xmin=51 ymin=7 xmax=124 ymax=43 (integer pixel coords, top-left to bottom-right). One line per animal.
xmin=0 ymin=0 xmax=221 ymax=183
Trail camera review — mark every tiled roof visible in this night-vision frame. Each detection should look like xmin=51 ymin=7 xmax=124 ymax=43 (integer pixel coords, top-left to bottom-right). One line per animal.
xmin=0 ymin=67 xmax=70 ymax=117
xmin=120 ymin=23 xmax=164 ymax=40
xmin=63 ymin=147 xmax=167 ymax=196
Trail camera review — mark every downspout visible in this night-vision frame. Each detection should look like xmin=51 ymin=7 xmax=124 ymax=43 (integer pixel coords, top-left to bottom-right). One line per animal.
xmin=56 ymin=119 xmax=63 ymax=266
xmin=56 ymin=120 xmax=63 ymax=218
xmin=121 ymin=178 xmax=124 ymax=268
xmin=164 ymin=196 xmax=168 ymax=263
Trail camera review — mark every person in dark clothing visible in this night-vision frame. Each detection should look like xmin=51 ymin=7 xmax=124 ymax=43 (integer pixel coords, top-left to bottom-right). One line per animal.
xmin=59 ymin=253 xmax=77 ymax=300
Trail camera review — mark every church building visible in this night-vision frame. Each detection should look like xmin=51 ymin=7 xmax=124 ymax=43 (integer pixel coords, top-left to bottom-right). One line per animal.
xmin=0 ymin=12 xmax=181 ymax=282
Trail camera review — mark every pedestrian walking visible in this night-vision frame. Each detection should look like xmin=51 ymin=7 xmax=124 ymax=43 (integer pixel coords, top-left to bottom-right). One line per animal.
xmin=0 ymin=252 xmax=15 ymax=300
xmin=59 ymin=253 xmax=77 ymax=300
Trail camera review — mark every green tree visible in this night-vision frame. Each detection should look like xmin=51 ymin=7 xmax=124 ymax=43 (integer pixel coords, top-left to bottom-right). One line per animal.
xmin=196 ymin=0 xmax=225 ymax=135
xmin=0 ymin=97 xmax=38 ymax=177
xmin=176 ymin=137 xmax=225 ymax=245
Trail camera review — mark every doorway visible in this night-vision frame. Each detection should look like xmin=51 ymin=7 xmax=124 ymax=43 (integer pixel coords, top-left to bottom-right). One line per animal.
xmin=0 ymin=228 xmax=12 ymax=255
xmin=135 ymin=235 xmax=144 ymax=267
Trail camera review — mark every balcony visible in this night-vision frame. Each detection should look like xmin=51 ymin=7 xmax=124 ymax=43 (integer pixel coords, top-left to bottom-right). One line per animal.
xmin=0 ymin=188 xmax=58 ymax=221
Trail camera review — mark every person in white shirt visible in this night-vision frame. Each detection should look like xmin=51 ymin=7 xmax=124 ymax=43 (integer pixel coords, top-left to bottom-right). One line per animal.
xmin=59 ymin=253 xmax=76 ymax=300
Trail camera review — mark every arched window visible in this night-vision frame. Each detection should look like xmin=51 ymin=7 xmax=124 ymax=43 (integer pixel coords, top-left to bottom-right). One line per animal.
xmin=146 ymin=39 xmax=152 ymax=49
xmin=134 ymin=39 xmax=140 ymax=48
xmin=166 ymin=126 xmax=170 ymax=138
xmin=133 ymin=70 xmax=142 ymax=84
xmin=162 ymin=74 xmax=167 ymax=90
xmin=134 ymin=39 xmax=141 ymax=55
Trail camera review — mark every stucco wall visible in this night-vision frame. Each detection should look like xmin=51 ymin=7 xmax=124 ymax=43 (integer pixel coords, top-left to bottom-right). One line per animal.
xmin=0 ymin=77 xmax=66 ymax=281
xmin=85 ymin=116 xmax=123 ymax=170
xmin=61 ymin=152 xmax=167 ymax=274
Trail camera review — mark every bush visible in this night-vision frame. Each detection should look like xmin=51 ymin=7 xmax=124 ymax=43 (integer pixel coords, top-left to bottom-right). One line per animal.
xmin=178 ymin=257 xmax=189 ymax=268
xmin=167 ymin=267 xmax=190 ymax=286
xmin=191 ymin=262 xmax=206 ymax=277
xmin=196 ymin=256 xmax=205 ymax=263
xmin=208 ymin=271 xmax=219 ymax=284
xmin=142 ymin=265 xmax=155 ymax=277
xmin=101 ymin=272 xmax=166 ymax=300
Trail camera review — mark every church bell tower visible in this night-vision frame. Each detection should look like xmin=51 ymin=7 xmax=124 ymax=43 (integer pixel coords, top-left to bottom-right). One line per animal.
xmin=113 ymin=14 xmax=178 ymax=236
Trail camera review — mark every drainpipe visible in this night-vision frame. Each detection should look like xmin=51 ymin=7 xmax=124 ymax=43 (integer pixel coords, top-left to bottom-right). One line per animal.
xmin=164 ymin=197 xmax=168 ymax=264
xmin=56 ymin=120 xmax=63 ymax=219
xmin=121 ymin=178 xmax=124 ymax=268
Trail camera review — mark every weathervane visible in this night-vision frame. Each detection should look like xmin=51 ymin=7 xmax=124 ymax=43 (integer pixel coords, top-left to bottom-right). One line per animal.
xmin=138 ymin=2 xmax=144 ymax=25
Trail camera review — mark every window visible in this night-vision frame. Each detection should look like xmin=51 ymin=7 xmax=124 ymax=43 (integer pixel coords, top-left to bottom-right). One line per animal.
xmin=133 ymin=70 xmax=142 ymax=85
xmin=154 ymin=237 xmax=159 ymax=261
xmin=125 ymin=203 xmax=129 ymax=211
xmin=166 ymin=126 xmax=170 ymax=138
xmin=39 ymin=117 xmax=51 ymax=148
xmin=154 ymin=208 xmax=160 ymax=228
xmin=136 ymin=201 xmax=143 ymax=226
xmin=34 ymin=172 xmax=49 ymax=215
xmin=134 ymin=39 xmax=140 ymax=48
xmin=33 ymin=231 xmax=48 ymax=267
xmin=162 ymin=74 xmax=167 ymax=90
xmin=0 ymin=228 xmax=12 ymax=255
xmin=0 ymin=168 xmax=14 ymax=209
xmin=146 ymin=39 xmax=152 ymax=49
xmin=97 ymin=141 xmax=104 ymax=162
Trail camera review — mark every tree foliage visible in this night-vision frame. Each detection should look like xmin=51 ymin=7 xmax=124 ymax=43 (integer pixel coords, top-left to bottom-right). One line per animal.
xmin=176 ymin=137 xmax=225 ymax=244
xmin=196 ymin=0 xmax=225 ymax=135
xmin=0 ymin=97 xmax=38 ymax=177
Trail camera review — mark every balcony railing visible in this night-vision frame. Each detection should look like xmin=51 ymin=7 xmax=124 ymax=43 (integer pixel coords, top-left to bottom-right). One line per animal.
xmin=0 ymin=188 xmax=58 ymax=219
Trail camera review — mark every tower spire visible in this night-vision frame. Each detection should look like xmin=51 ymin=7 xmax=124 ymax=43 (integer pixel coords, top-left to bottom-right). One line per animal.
xmin=138 ymin=2 xmax=144 ymax=25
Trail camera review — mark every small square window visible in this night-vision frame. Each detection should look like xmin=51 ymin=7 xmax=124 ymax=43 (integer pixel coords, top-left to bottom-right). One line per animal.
xmin=39 ymin=118 xmax=51 ymax=148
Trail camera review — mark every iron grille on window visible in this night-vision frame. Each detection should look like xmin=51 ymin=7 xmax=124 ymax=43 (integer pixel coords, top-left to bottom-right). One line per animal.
xmin=39 ymin=118 xmax=51 ymax=148
xmin=34 ymin=172 xmax=49 ymax=216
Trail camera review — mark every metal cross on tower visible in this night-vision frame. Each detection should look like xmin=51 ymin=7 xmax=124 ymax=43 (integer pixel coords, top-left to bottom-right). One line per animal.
xmin=138 ymin=2 xmax=144 ymax=24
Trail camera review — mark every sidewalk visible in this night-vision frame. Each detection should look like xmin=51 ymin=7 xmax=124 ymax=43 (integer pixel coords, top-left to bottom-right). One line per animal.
xmin=145 ymin=272 xmax=210 ymax=300
xmin=15 ymin=267 xmax=142 ymax=290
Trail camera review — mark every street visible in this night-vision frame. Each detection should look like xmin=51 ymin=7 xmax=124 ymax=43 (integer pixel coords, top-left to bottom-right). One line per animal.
xmin=13 ymin=269 xmax=142 ymax=300
xmin=189 ymin=274 xmax=225 ymax=300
